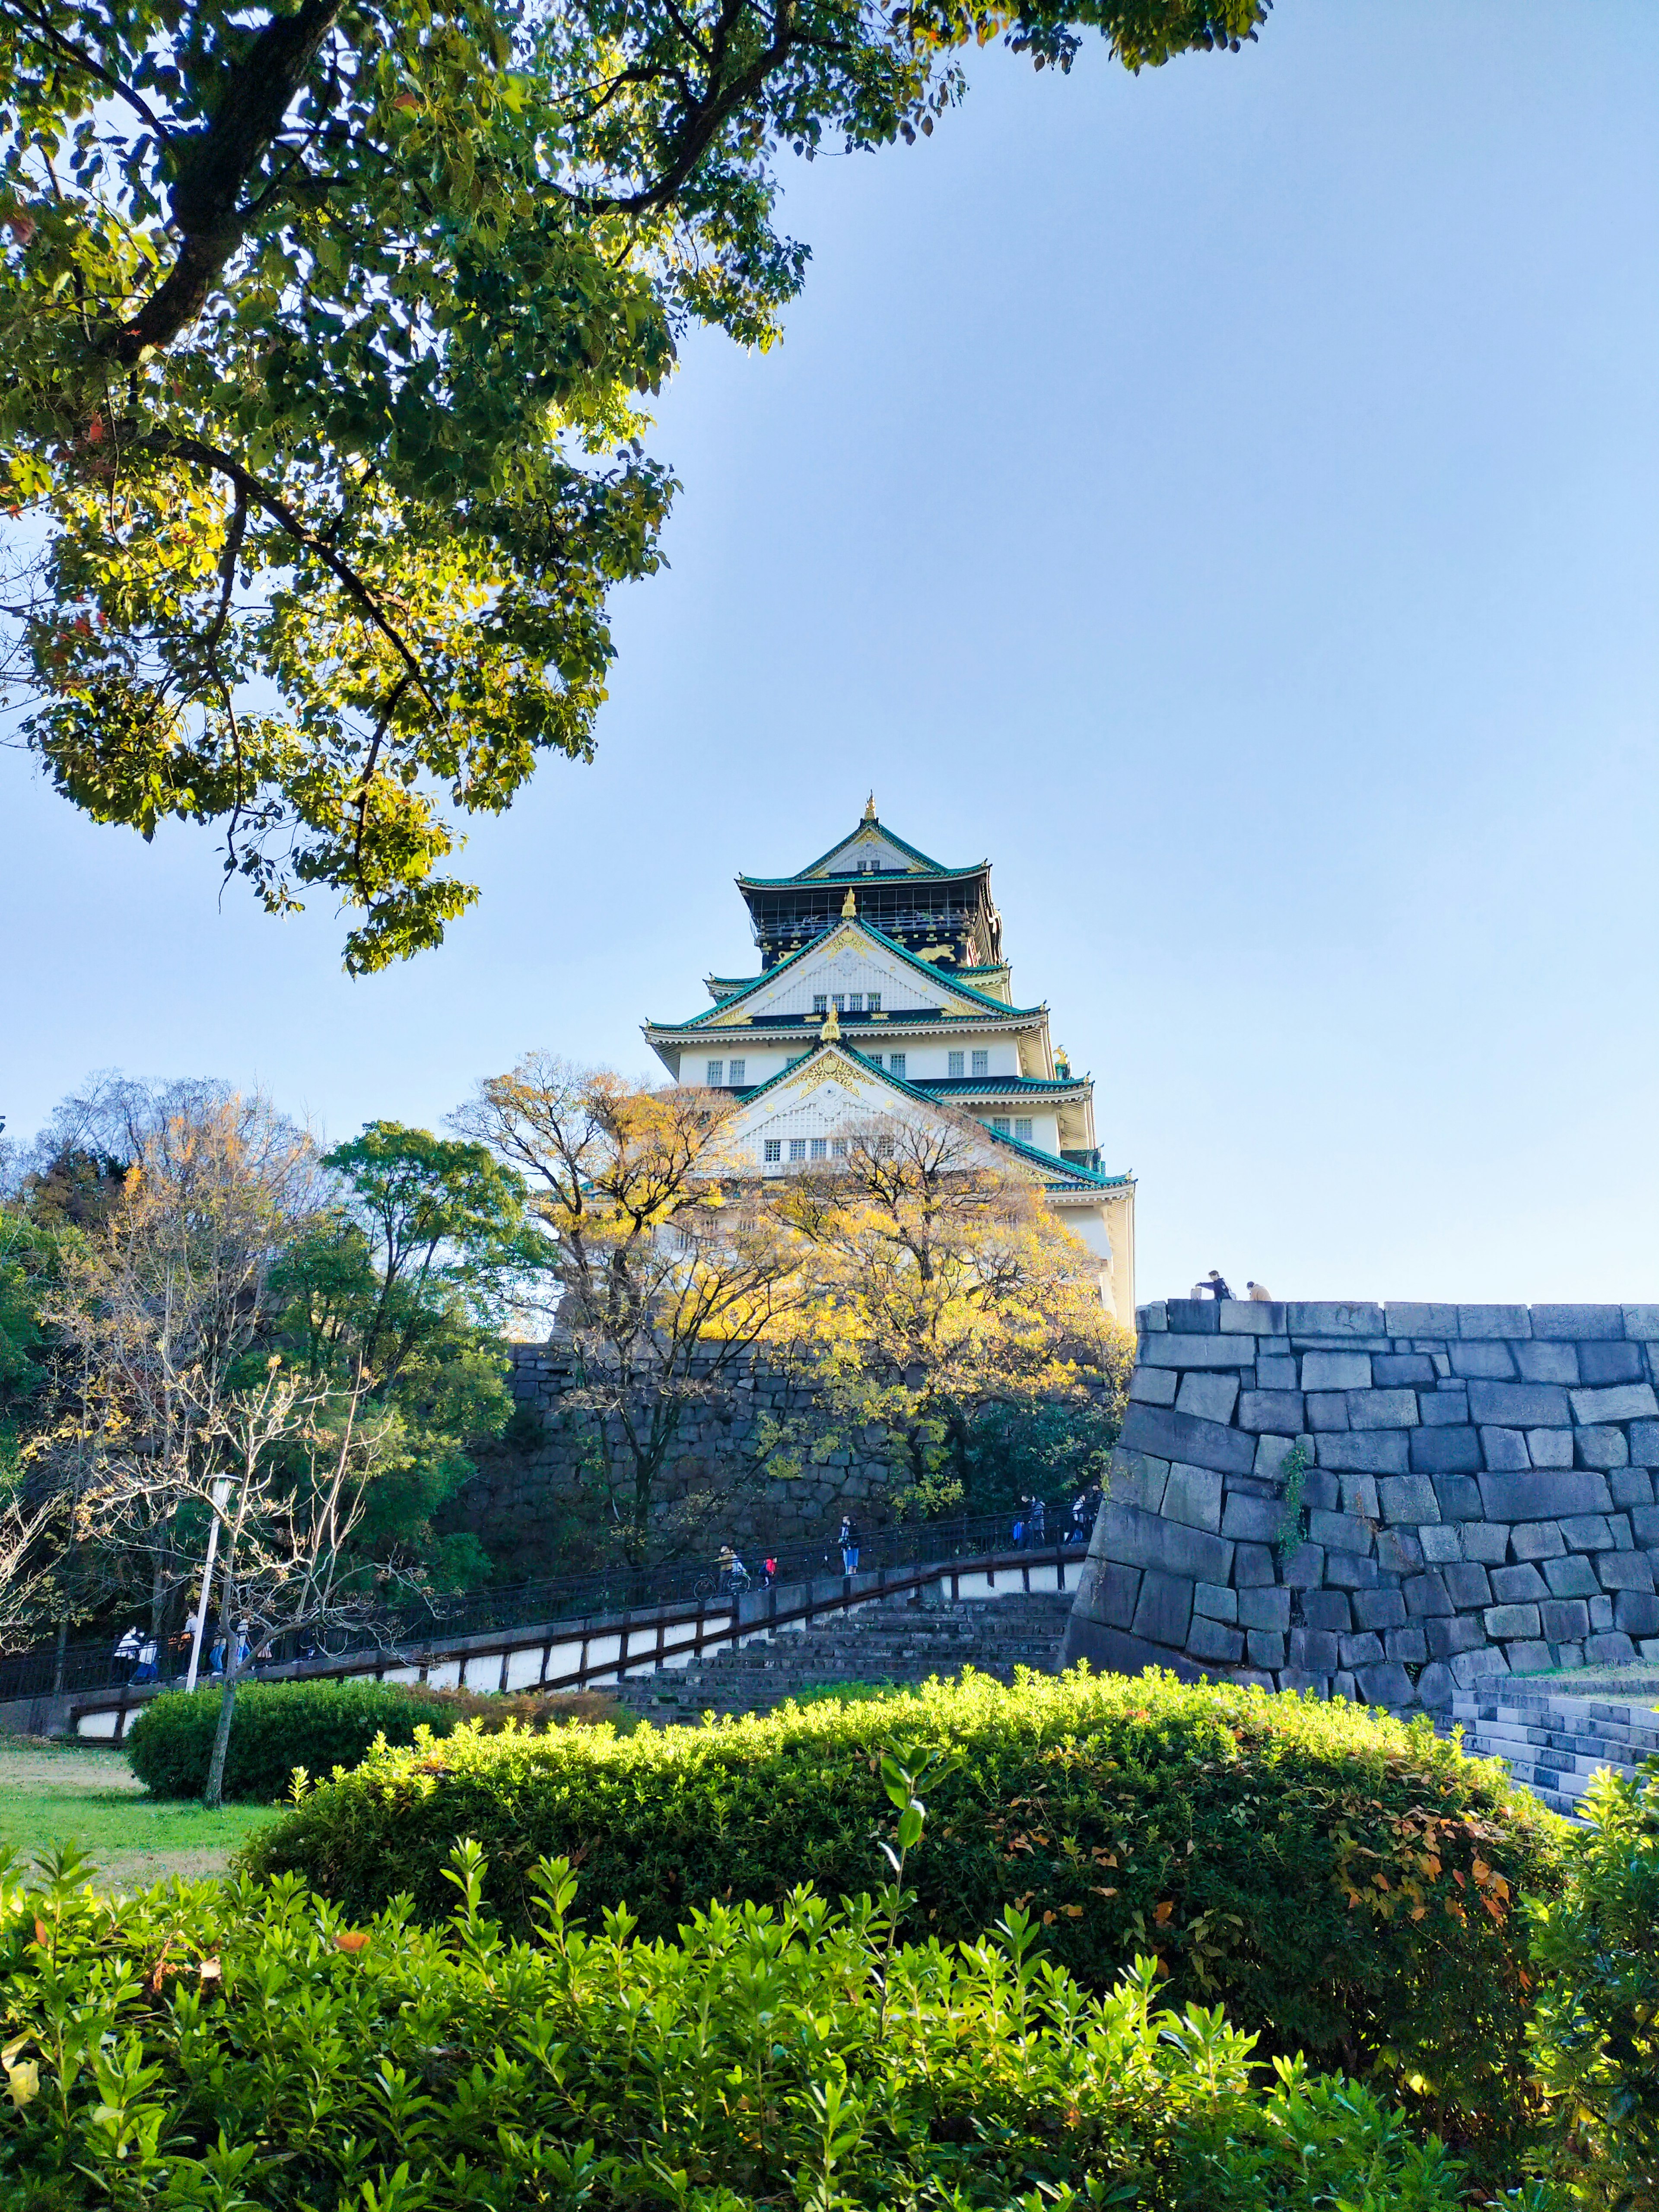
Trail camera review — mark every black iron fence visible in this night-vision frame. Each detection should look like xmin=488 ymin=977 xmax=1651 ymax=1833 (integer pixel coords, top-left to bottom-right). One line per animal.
xmin=0 ymin=1498 xmax=1098 ymax=1707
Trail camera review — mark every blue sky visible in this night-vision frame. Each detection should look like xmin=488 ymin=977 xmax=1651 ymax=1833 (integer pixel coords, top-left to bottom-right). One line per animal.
xmin=3 ymin=3 xmax=1656 ymax=1304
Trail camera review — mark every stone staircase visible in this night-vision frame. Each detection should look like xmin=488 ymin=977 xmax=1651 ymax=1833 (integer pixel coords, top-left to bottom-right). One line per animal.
xmin=1452 ymin=1685 xmax=1659 ymax=1820
xmin=610 ymin=1592 xmax=1074 ymax=1725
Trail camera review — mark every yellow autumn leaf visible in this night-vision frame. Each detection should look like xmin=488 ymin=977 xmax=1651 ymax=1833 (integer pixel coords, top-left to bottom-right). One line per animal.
xmin=5 ymin=2060 xmax=38 ymax=2110
xmin=1154 ymin=1901 xmax=1173 ymax=1926
xmin=334 ymin=1931 xmax=370 ymax=1955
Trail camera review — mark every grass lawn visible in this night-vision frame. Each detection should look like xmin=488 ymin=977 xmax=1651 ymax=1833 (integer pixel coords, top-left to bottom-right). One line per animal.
xmin=0 ymin=1738 xmax=278 ymax=1892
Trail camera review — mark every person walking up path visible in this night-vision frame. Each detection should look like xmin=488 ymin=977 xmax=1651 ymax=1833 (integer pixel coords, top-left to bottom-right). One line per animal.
xmin=837 ymin=1514 xmax=860 ymax=1575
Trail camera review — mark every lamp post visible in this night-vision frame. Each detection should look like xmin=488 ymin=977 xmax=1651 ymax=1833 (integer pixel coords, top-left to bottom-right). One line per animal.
xmin=184 ymin=1479 xmax=232 ymax=1694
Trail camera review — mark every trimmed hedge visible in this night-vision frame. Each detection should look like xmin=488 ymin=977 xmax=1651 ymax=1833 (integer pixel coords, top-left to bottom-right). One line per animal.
xmin=125 ymin=1678 xmax=628 ymax=1801
xmin=244 ymin=1668 xmax=1565 ymax=2176
xmin=0 ymin=1843 xmax=1470 ymax=2209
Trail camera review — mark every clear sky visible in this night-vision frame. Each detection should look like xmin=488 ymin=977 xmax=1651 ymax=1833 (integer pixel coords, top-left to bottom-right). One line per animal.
xmin=3 ymin=3 xmax=1656 ymax=1306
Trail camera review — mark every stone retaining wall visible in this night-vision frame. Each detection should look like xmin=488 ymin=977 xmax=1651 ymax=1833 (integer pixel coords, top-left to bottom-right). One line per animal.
xmin=1060 ymin=1300 xmax=1659 ymax=1710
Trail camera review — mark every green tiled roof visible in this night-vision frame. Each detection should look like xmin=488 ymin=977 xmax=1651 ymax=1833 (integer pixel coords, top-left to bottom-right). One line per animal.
xmin=737 ymin=816 xmax=985 ymax=886
xmin=645 ymin=918 xmax=1042 ymax=1033
xmin=723 ymin=1043 xmax=1126 ymax=1193
xmin=912 ymin=1076 xmax=1083 ymax=1096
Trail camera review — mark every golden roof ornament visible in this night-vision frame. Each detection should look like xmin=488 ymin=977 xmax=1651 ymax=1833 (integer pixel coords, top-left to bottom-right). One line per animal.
xmin=862 ymin=793 xmax=877 ymax=821
xmin=841 ymin=885 xmax=857 ymax=918
xmin=820 ymin=1003 xmax=841 ymax=1041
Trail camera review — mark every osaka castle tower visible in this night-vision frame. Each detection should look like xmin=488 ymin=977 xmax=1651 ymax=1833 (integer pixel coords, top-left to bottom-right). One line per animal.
xmin=642 ymin=803 xmax=1136 ymax=1324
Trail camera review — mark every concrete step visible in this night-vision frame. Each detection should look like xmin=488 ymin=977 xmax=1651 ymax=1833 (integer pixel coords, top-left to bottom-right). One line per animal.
xmin=1451 ymin=1688 xmax=1658 ymax=1820
xmin=613 ymin=1594 xmax=1071 ymax=1725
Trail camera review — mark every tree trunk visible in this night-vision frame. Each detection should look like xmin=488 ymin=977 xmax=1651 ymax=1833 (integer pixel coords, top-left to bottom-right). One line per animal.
xmin=51 ymin=1616 xmax=68 ymax=1699
xmin=202 ymin=1661 xmax=239 ymax=1809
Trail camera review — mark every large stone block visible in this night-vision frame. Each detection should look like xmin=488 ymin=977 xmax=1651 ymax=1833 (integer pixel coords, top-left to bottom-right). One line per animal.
xmin=1237 ymin=1390 xmax=1305 ymax=1433
xmin=1597 ymin=1550 xmax=1656 ymax=1592
xmin=1386 ymin=1623 xmax=1429 ymax=1663
xmin=1485 ymin=1603 xmax=1543 ymax=1638
xmin=1560 ymin=1514 xmax=1614 ymax=1550
xmin=1532 ymin=1304 xmax=1626 ymax=1339
xmin=1307 ymin=1393 xmax=1350 ymax=1430
xmin=1505 ymin=1641 xmax=1554 ymax=1675
xmin=1287 ymin=1302 xmax=1386 ymax=1338
xmin=1218 ymin=1299 xmax=1287 ymax=1334
xmin=1577 ymin=1341 xmax=1645 ymax=1385
xmin=1516 ymin=1341 xmax=1580 ymax=1384
xmin=1131 ymin=1569 xmax=1195 ymax=1648
xmin=1636 ymin=1506 xmax=1659 ymax=1543
xmin=1128 ymin=1367 xmax=1179 ymax=1406
xmin=1443 ymin=1561 xmax=1494 ymax=1609
xmin=1308 ymin=1508 xmax=1373 ymax=1556
xmin=1356 ymin=1661 xmax=1415 ymax=1707
xmin=1234 ymin=1541 xmax=1278 ymax=1586
xmin=1467 ymin=1380 xmax=1571 ymax=1427
xmin=1238 ymin=1584 xmax=1291 ymax=1632
xmin=1459 ymin=1304 xmax=1533 ymax=1338
xmin=1326 ymin=1551 xmax=1381 ymax=1588
xmin=1348 ymin=1388 xmax=1421 ymax=1430
xmin=1289 ymin=1627 xmax=1341 ymax=1671
xmin=1542 ymin=1552 xmax=1601 ymax=1598
xmin=1420 ymin=1525 xmax=1464 ymax=1563
xmin=1119 ymin=1403 xmax=1256 ymax=1476
xmin=1427 ymin=1612 xmax=1487 ymax=1658
xmin=1478 ymin=1469 xmax=1615 ymax=1520
xmin=1283 ymin=1541 xmax=1325 ymax=1588
xmin=1377 ymin=1529 xmax=1427 ymax=1573
xmin=1162 ymin=1463 xmax=1224 ymax=1533
xmin=1246 ymin=1629 xmax=1287 ymax=1669
xmin=1415 ymin=1660 xmax=1456 ymax=1707
xmin=1572 ymin=1381 xmax=1659 ymax=1424
xmin=1511 ymin=1519 xmax=1568 ymax=1559
xmin=1491 ymin=1562 xmax=1550 ymax=1602
xmin=1590 ymin=1594 xmax=1615 ymax=1630
xmin=1613 ymin=1470 xmax=1656 ymax=1507
xmin=1576 ymin=1426 xmax=1631 ymax=1469
xmin=1164 ymin=1300 xmax=1218 ymax=1333
xmin=1386 ymin=1303 xmax=1461 ymax=1338
xmin=1451 ymin=1644 xmax=1512 ymax=1686
xmin=1339 ymin=1631 xmax=1386 ymax=1668
xmin=1185 ymin=1614 xmax=1245 ymax=1665
xmin=1317 ymin=1433 xmax=1411 ymax=1472
xmin=1087 ymin=1561 xmax=1143 ymax=1629
xmin=1404 ymin=1570 xmax=1454 ymax=1618
xmin=1302 ymin=1588 xmax=1353 ymax=1632
xmin=1623 ymin=1306 xmax=1659 ymax=1339
xmin=1255 ymin=1357 xmax=1299 ymax=1391
xmin=1614 ymin=1590 xmax=1659 ymax=1635
xmin=1352 ymin=1586 xmax=1408 ymax=1630
xmin=1061 ymin=1616 xmax=1212 ymax=1680
xmin=1341 ymin=1473 xmax=1381 ymax=1520
xmin=1432 ymin=1473 xmax=1483 ymax=1519
xmin=1630 ymin=1421 xmax=1659 ymax=1465
xmin=1527 ymin=1429 xmax=1574 ymax=1468
xmin=1176 ymin=1372 xmax=1241 ymax=1424
xmin=1252 ymin=1433 xmax=1303 ymax=1480
xmin=1302 ymin=1351 xmax=1372 ymax=1391
xmin=1420 ymin=1389 xmax=1472 ymax=1427
xmin=1450 ymin=1341 xmax=1517 ymax=1379
xmin=1378 ymin=1473 xmax=1441 ymax=1525
xmin=1194 ymin=1580 xmax=1238 ymax=1621
xmin=1109 ymin=1449 xmax=1172 ymax=1514
xmin=1097 ymin=1501 xmax=1235 ymax=1586
xmin=1410 ymin=1428 xmax=1483 ymax=1475
xmin=1220 ymin=1491 xmax=1284 ymax=1544
xmin=1480 ymin=1427 xmax=1530 ymax=1471
xmin=1138 ymin=1334 xmax=1258 ymax=1369
xmin=1541 ymin=1598 xmax=1591 ymax=1641
xmin=1373 ymin=1353 xmax=1436 ymax=1386
xmin=1584 ymin=1632 xmax=1639 ymax=1667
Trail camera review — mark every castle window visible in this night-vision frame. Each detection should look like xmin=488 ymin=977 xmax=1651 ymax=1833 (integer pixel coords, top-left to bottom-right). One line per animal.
xmin=812 ymin=995 xmax=827 ymax=1016
xmin=832 ymin=994 xmax=845 ymax=1013
xmin=832 ymin=1138 xmax=849 ymax=1158
xmin=728 ymin=1058 xmax=746 ymax=1084
xmin=867 ymin=993 xmax=880 ymax=1012
xmin=1015 ymin=1117 xmax=1033 ymax=1142
xmin=971 ymin=1050 xmax=988 ymax=1077
xmin=789 ymin=1138 xmax=807 ymax=1161
xmin=875 ymin=1136 xmax=895 ymax=1158
xmin=763 ymin=1139 xmax=782 ymax=1164
xmin=810 ymin=1137 xmax=827 ymax=1160
xmin=948 ymin=1051 xmax=964 ymax=1077
xmin=991 ymin=1116 xmax=1011 ymax=1135
xmin=865 ymin=1052 xmax=880 ymax=1069
xmin=849 ymin=993 xmax=863 ymax=1013
xmin=888 ymin=1052 xmax=906 ymax=1078
xmin=705 ymin=1059 xmax=723 ymax=1085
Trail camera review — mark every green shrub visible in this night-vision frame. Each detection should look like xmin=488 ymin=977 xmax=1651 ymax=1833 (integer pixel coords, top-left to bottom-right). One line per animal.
xmin=127 ymin=1678 xmax=630 ymax=1802
xmin=0 ymin=1838 xmax=1471 ymax=2210
xmin=243 ymin=1667 xmax=1564 ymax=2174
xmin=126 ymin=1679 xmax=464 ymax=1802
xmin=1526 ymin=1758 xmax=1659 ymax=2210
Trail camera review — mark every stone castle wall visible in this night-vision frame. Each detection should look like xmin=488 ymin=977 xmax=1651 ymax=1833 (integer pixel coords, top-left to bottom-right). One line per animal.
xmin=1061 ymin=1299 xmax=1659 ymax=1709
xmin=436 ymin=1342 xmax=905 ymax=1578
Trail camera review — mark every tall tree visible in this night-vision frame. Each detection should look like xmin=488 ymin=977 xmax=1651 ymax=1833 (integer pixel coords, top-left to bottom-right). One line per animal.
xmin=0 ymin=0 xmax=1266 ymax=969
xmin=455 ymin=1055 xmax=810 ymax=1563
xmin=778 ymin=1112 xmax=1131 ymax=1516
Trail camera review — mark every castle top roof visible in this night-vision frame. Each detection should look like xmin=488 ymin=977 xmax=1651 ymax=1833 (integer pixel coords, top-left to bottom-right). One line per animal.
xmin=736 ymin=810 xmax=987 ymax=889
